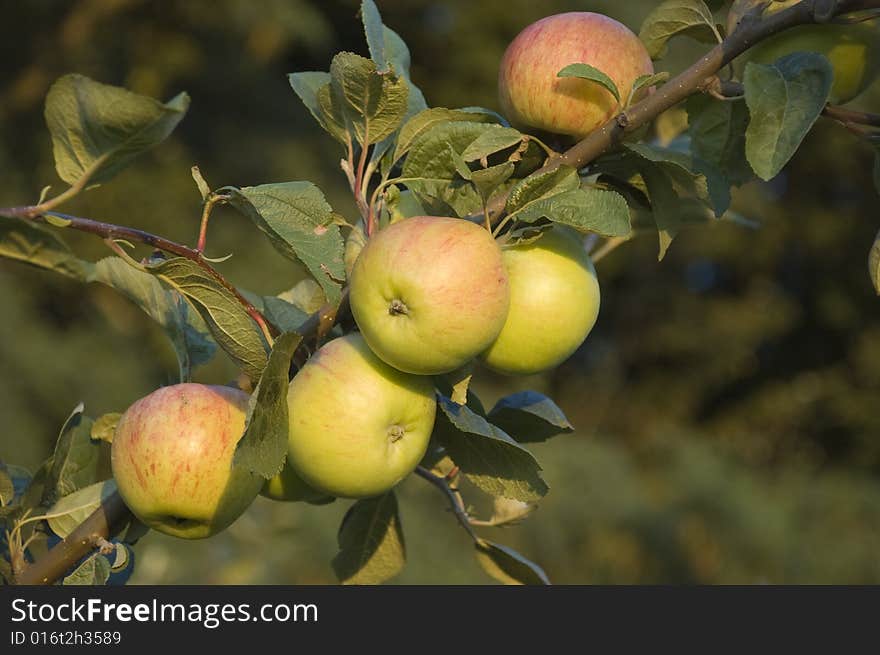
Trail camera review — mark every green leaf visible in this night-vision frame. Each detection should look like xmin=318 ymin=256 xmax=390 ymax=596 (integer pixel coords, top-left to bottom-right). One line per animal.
xmin=474 ymin=539 xmax=551 ymax=585
xmin=743 ymin=52 xmax=833 ymax=181
xmin=288 ymin=72 xmax=348 ymax=144
xmin=402 ymin=122 xmax=516 ymax=217
xmin=393 ymin=107 xmax=499 ymax=163
xmin=506 ymin=167 xmax=581 ymax=215
xmin=91 ymin=257 xmax=216 ymax=382
xmin=488 ymin=391 xmax=574 ymax=444
xmin=235 ymin=332 xmax=302 ymax=479
xmin=279 ymin=278 xmax=327 ymax=314
xmin=630 ymin=72 xmax=670 ymax=103
xmin=433 ymin=395 xmax=548 ymax=502
xmin=460 ymin=127 xmax=524 ymax=164
xmin=640 ymin=163 xmax=682 ymax=260
xmin=625 ymin=142 xmax=730 ymax=217
xmin=145 ymin=257 xmax=268 ymax=380
xmin=45 ymin=74 xmax=189 ymax=187
xmin=262 ymin=297 xmax=310 ymax=334
xmin=0 ymin=216 xmax=94 ymax=281
xmin=42 ymin=404 xmax=105 ymax=506
xmin=47 ymin=479 xmax=117 ymax=538
xmin=90 ymin=413 xmax=121 ymax=444
xmin=332 ymin=492 xmax=405 ymax=585
xmin=687 ymin=94 xmax=753 ymax=186
xmin=0 ymin=470 xmax=14 ymax=507
xmin=557 ymin=63 xmax=621 ymax=103
xmin=471 ymin=163 xmax=516 ymax=206
xmin=361 ymin=0 xmax=387 ymax=72
xmin=514 ymin=187 xmax=632 ymax=238
xmin=63 ymin=553 xmax=110 ymax=586
xmin=325 ymin=51 xmax=409 ymax=147
xmin=639 ymin=0 xmax=720 ymax=59
xmin=227 ymin=183 xmax=344 ymax=305
xmin=868 ymin=228 xmax=880 ymax=295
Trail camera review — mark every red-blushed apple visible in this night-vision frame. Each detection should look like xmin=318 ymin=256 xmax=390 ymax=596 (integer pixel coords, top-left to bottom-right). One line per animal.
xmin=481 ymin=227 xmax=600 ymax=375
xmin=729 ymin=0 xmax=880 ymax=104
xmin=498 ymin=12 xmax=654 ymax=139
xmin=261 ymin=460 xmax=334 ymax=504
xmin=111 ymin=383 xmax=262 ymax=539
xmin=349 ymin=216 xmax=510 ymax=375
xmin=285 ymin=333 xmax=436 ymax=498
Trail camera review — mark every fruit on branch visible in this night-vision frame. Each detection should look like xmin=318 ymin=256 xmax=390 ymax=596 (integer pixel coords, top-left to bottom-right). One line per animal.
xmin=350 ymin=215 xmax=510 ymax=375
xmin=481 ymin=227 xmax=600 ymax=376
xmin=730 ymin=0 xmax=880 ymax=104
xmin=110 ymin=383 xmax=262 ymax=539
xmin=261 ymin=461 xmax=334 ymax=504
xmin=498 ymin=12 xmax=654 ymax=139
xmin=285 ymin=333 xmax=436 ymax=498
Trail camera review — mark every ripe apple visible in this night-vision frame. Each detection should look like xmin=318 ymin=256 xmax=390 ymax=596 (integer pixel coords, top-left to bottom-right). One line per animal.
xmin=481 ymin=227 xmax=600 ymax=375
xmin=111 ymin=383 xmax=262 ymax=539
xmin=349 ymin=216 xmax=510 ymax=375
xmin=498 ymin=12 xmax=654 ymax=139
xmin=731 ymin=0 xmax=880 ymax=104
xmin=261 ymin=461 xmax=334 ymax=504
xmin=286 ymin=333 xmax=436 ymax=498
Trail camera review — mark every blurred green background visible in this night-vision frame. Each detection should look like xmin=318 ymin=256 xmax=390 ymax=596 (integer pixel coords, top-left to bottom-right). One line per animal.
xmin=2 ymin=0 xmax=880 ymax=584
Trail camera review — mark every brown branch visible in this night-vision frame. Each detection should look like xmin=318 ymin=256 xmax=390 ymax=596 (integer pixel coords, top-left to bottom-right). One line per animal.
xmin=14 ymin=492 xmax=130 ymax=585
xmin=0 ymin=207 xmax=280 ymax=339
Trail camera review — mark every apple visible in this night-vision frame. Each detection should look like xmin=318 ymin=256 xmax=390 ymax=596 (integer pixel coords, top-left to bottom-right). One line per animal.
xmin=481 ymin=227 xmax=600 ymax=375
xmin=111 ymin=383 xmax=262 ymax=539
xmin=498 ymin=12 xmax=654 ymax=139
xmin=261 ymin=461 xmax=334 ymax=504
xmin=731 ymin=0 xmax=880 ymax=104
xmin=349 ymin=216 xmax=510 ymax=375
xmin=285 ymin=333 xmax=436 ymax=498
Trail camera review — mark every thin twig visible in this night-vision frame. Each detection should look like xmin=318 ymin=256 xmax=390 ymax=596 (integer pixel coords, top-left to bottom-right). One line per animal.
xmin=415 ymin=466 xmax=478 ymax=540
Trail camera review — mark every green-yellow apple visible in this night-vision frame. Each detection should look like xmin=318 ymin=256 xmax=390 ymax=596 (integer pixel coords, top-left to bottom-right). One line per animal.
xmin=498 ymin=12 xmax=654 ymax=139
xmin=350 ymin=216 xmax=510 ymax=375
xmin=730 ymin=0 xmax=880 ymax=104
xmin=111 ymin=383 xmax=262 ymax=539
xmin=261 ymin=460 xmax=334 ymax=504
xmin=286 ymin=333 xmax=436 ymax=498
xmin=481 ymin=227 xmax=600 ymax=375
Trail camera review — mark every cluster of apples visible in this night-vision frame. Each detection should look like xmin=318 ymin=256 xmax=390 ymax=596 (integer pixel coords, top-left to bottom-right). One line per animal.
xmin=107 ymin=6 xmax=880 ymax=541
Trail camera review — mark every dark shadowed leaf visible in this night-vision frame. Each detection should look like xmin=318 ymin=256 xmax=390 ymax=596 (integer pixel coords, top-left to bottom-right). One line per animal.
xmin=0 ymin=217 xmax=94 ymax=281
xmin=488 ymin=391 xmax=574 ymax=443
xmin=687 ymin=94 xmax=753 ymax=186
xmin=433 ymin=395 xmax=548 ymax=502
xmin=475 ymin=539 xmax=551 ymax=585
xmin=45 ymin=74 xmax=189 ymax=187
xmin=640 ymin=163 xmax=681 ymax=260
xmin=744 ymin=53 xmax=833 ymax=181
xmin=235 ymin=332 xmax=302 ymax=479
xmin=332 ymin=492 xmax=405 ymax=585
xmin=0 ymin=469 xmax=13 ymax=507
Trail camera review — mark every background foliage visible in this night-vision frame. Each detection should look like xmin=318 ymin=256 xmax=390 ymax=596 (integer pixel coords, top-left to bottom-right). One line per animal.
xmin=1 ymin=0 xmax=879 ymax=583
